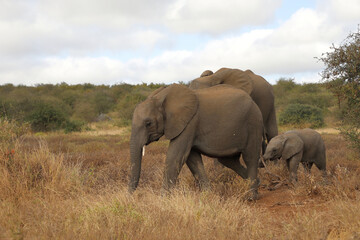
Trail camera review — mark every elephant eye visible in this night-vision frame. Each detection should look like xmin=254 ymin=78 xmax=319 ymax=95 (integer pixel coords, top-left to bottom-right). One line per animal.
xmin=145 ymin=119 xmax=152 ymax=128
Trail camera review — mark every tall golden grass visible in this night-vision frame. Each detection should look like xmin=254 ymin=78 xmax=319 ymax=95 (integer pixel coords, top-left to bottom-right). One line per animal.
xmin=0 ymin=119 xmax=359 ymax=239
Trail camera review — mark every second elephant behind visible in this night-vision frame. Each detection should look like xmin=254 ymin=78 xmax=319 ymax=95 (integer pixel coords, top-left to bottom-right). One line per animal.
xmin=189 ymin=67 xmax=278 ymax=151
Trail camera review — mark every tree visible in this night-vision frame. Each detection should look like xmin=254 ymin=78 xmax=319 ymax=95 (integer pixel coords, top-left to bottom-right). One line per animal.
xmin=318 ymin=27 xmax=360 ymax=151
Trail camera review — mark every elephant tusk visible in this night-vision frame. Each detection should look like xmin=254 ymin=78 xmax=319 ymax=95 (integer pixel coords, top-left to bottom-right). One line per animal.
xmin=142 ymin=146 xmax=145 ymax=156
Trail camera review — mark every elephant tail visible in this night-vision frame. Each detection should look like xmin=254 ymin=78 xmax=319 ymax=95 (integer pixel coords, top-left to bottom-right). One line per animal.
xmin=262 ymin=127 xmax=267 ymax=153
xmin=258 ymin=127 xmax=268 ymax=168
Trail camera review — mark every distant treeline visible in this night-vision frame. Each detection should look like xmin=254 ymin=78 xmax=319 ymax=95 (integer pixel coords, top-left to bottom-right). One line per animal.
xmin=0 ymin=79 xmax=336 ymax=132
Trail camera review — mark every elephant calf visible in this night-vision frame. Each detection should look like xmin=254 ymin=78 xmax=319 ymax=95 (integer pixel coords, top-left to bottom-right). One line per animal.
xmin=263 ymin=128 xmax=327 ymax=183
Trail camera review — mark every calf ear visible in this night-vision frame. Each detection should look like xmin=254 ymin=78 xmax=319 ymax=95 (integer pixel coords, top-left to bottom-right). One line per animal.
xmin=282 ymin=135 xmax=304 ymax=160
xmin=152 ymin=84 xmax=198 ymax=140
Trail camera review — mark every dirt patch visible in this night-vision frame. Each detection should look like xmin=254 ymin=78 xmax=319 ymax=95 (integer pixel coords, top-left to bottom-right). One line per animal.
xmin=84 ymin=128 xmax=130 ymax=136
xmin=315 ymin=128 xmax=340 ymax=134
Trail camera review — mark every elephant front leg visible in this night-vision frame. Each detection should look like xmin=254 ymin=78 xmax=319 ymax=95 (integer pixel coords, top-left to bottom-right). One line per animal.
xmin=162 ymin=133 xmax=194 ymax=192
xmin=286 ymin=153 xmax=302 ymax=185
xmin=186 ymin=150 xmax=210 ymax=191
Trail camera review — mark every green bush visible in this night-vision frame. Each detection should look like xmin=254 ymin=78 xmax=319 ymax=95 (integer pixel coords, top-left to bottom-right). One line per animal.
xmin=27 ymin=101 xmax=69 ymax=131
xmin=64 ymin=120 xmax=85 ymax=133
xmin=279 ymin=103 xmax=324 ymax=128
xmin=273 ymin=79 xmax=336 ymax=115
xmin=287 ymin=92 xmax=334 ymax=110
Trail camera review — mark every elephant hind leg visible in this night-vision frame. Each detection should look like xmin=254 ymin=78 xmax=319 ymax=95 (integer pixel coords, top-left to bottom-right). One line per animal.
xmin=261 ymin=139 xmax=267 ymax=156
xmin=301 ymin=161 xmax=313 ymax=174
xmin=186 ymin=150 xmax=210 ymax=191
xmin=314 ymin=156 xmax=327 ymax=183
xmin=242 ymin=125 xmax=262 ymax=200
xmin=314 ymin=158 xmax=326 ymax=172
xmin=264 ymin=106 xmax=278 ymax=143
xmin=217 ymin=155 xmax=247 ymax=179
xmin=242 ymin=150 xmax=260 ymax=196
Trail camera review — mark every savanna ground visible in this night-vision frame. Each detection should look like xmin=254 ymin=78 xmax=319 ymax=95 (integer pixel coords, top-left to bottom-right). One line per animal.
xmin=1 ymin=121 xmax=359 ymax=239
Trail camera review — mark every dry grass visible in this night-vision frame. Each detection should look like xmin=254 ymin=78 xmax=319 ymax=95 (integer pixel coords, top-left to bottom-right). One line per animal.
xmin=0 ymin=121 xmax=359 ymax=239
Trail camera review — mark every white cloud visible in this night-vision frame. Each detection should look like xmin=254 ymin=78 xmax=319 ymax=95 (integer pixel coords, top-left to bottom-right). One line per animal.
xmin=0 ymin=0 xmax=359 ymax=86
xmin=37 ymin=0 xmax=169 ymax=28
xmin=166 ymin=0 xmax=282 ymax=34
xmin=0 ymin=18 xmax=167 ymax=58
xmin=0 ymin=6 xmax=351 ymax=86
xmin=0 ymin=57 xmax=122 ymax=85
xmin=1 ymin=0 xmax=280 ymax=59
xmin=320 ymin=0 xmax=360 ymax=23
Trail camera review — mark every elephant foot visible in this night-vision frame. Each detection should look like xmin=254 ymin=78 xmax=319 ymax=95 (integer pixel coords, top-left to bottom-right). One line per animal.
xmin=320 ymin=175 xmax=329 ymax=186
xmin=246 ymin=178 xmax=260 ymax=201
xmin=289 ymin=178 xmax=298 ymax=188
xmin=160 ymin=186 xmax=172 ymax=197
xmin=199 ymin=181 xmax=211 ymax=192
xmin=320 ymin=170 xmax=329 ymax=185
xmin=246 ymin=190 xmax=259 ymax=201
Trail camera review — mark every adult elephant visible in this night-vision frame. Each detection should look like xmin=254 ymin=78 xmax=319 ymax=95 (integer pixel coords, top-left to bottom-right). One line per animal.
xmin=129 ymin=84 xmax=263 ymax=199
xmin=189 ymin=67 xmax=278 ymax=153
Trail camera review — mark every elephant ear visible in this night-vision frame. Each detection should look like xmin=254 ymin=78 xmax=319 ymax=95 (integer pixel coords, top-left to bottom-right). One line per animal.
xmin=282 ymin=134 xmax=304 ymax=160
xmin=152 ymin=84 xmax=198 ymax=140
xmin=212 ymin=68 xmax=254 ymax=95
xmin=147 ymin=86 xmax=166 ymax=99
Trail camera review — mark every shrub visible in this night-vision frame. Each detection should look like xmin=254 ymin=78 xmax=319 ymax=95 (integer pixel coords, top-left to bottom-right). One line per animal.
xmin=64 ymin=120 xmax=85 ymax=133
xmin=279 ymin=103 xmax=324 ymax=128
xmin=273 ymin=79 xmax=335 ymax=113
xmin=27 ymin=101 xmax=69 ymax=131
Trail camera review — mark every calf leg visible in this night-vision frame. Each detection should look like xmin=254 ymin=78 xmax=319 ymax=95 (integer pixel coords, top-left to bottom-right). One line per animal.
xmin=314 ymin=157 xmax=327 ymax=183
xmin=286 ymin=152 xmax=302 ymax=184
xmin=301 ymin=161 xmax=313 ymax=174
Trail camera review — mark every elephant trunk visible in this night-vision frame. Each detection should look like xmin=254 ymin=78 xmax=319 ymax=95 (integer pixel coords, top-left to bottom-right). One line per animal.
xmin=263 ymin=151 xmax=271 ymax=161
xmin=128 ymin=131 xmax=144 ymax=193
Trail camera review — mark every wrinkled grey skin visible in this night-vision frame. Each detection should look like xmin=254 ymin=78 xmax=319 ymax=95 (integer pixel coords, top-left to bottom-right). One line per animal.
xmin=190 ymin=67 xmax=277 ymax=155
xmin=129 ymin=84 xmax=263 ymax=199
xmin=263 ymin=128 xmax=327 ymax=183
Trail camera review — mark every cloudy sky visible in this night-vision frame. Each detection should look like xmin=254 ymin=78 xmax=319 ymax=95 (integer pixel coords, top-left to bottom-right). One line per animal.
xmin=0 ymin=0 xmax=359 ymax=86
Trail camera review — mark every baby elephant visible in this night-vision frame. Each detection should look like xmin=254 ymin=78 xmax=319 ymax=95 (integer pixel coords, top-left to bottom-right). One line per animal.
xmin=263 ymin=128 xmax=326 ymax=183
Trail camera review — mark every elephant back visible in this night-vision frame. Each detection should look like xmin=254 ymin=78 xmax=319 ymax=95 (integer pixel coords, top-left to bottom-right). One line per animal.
xmin=212 ymin=68 xmax=254 ymax=95
xmin=195 ymin=84 xmax=259 ymax=121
